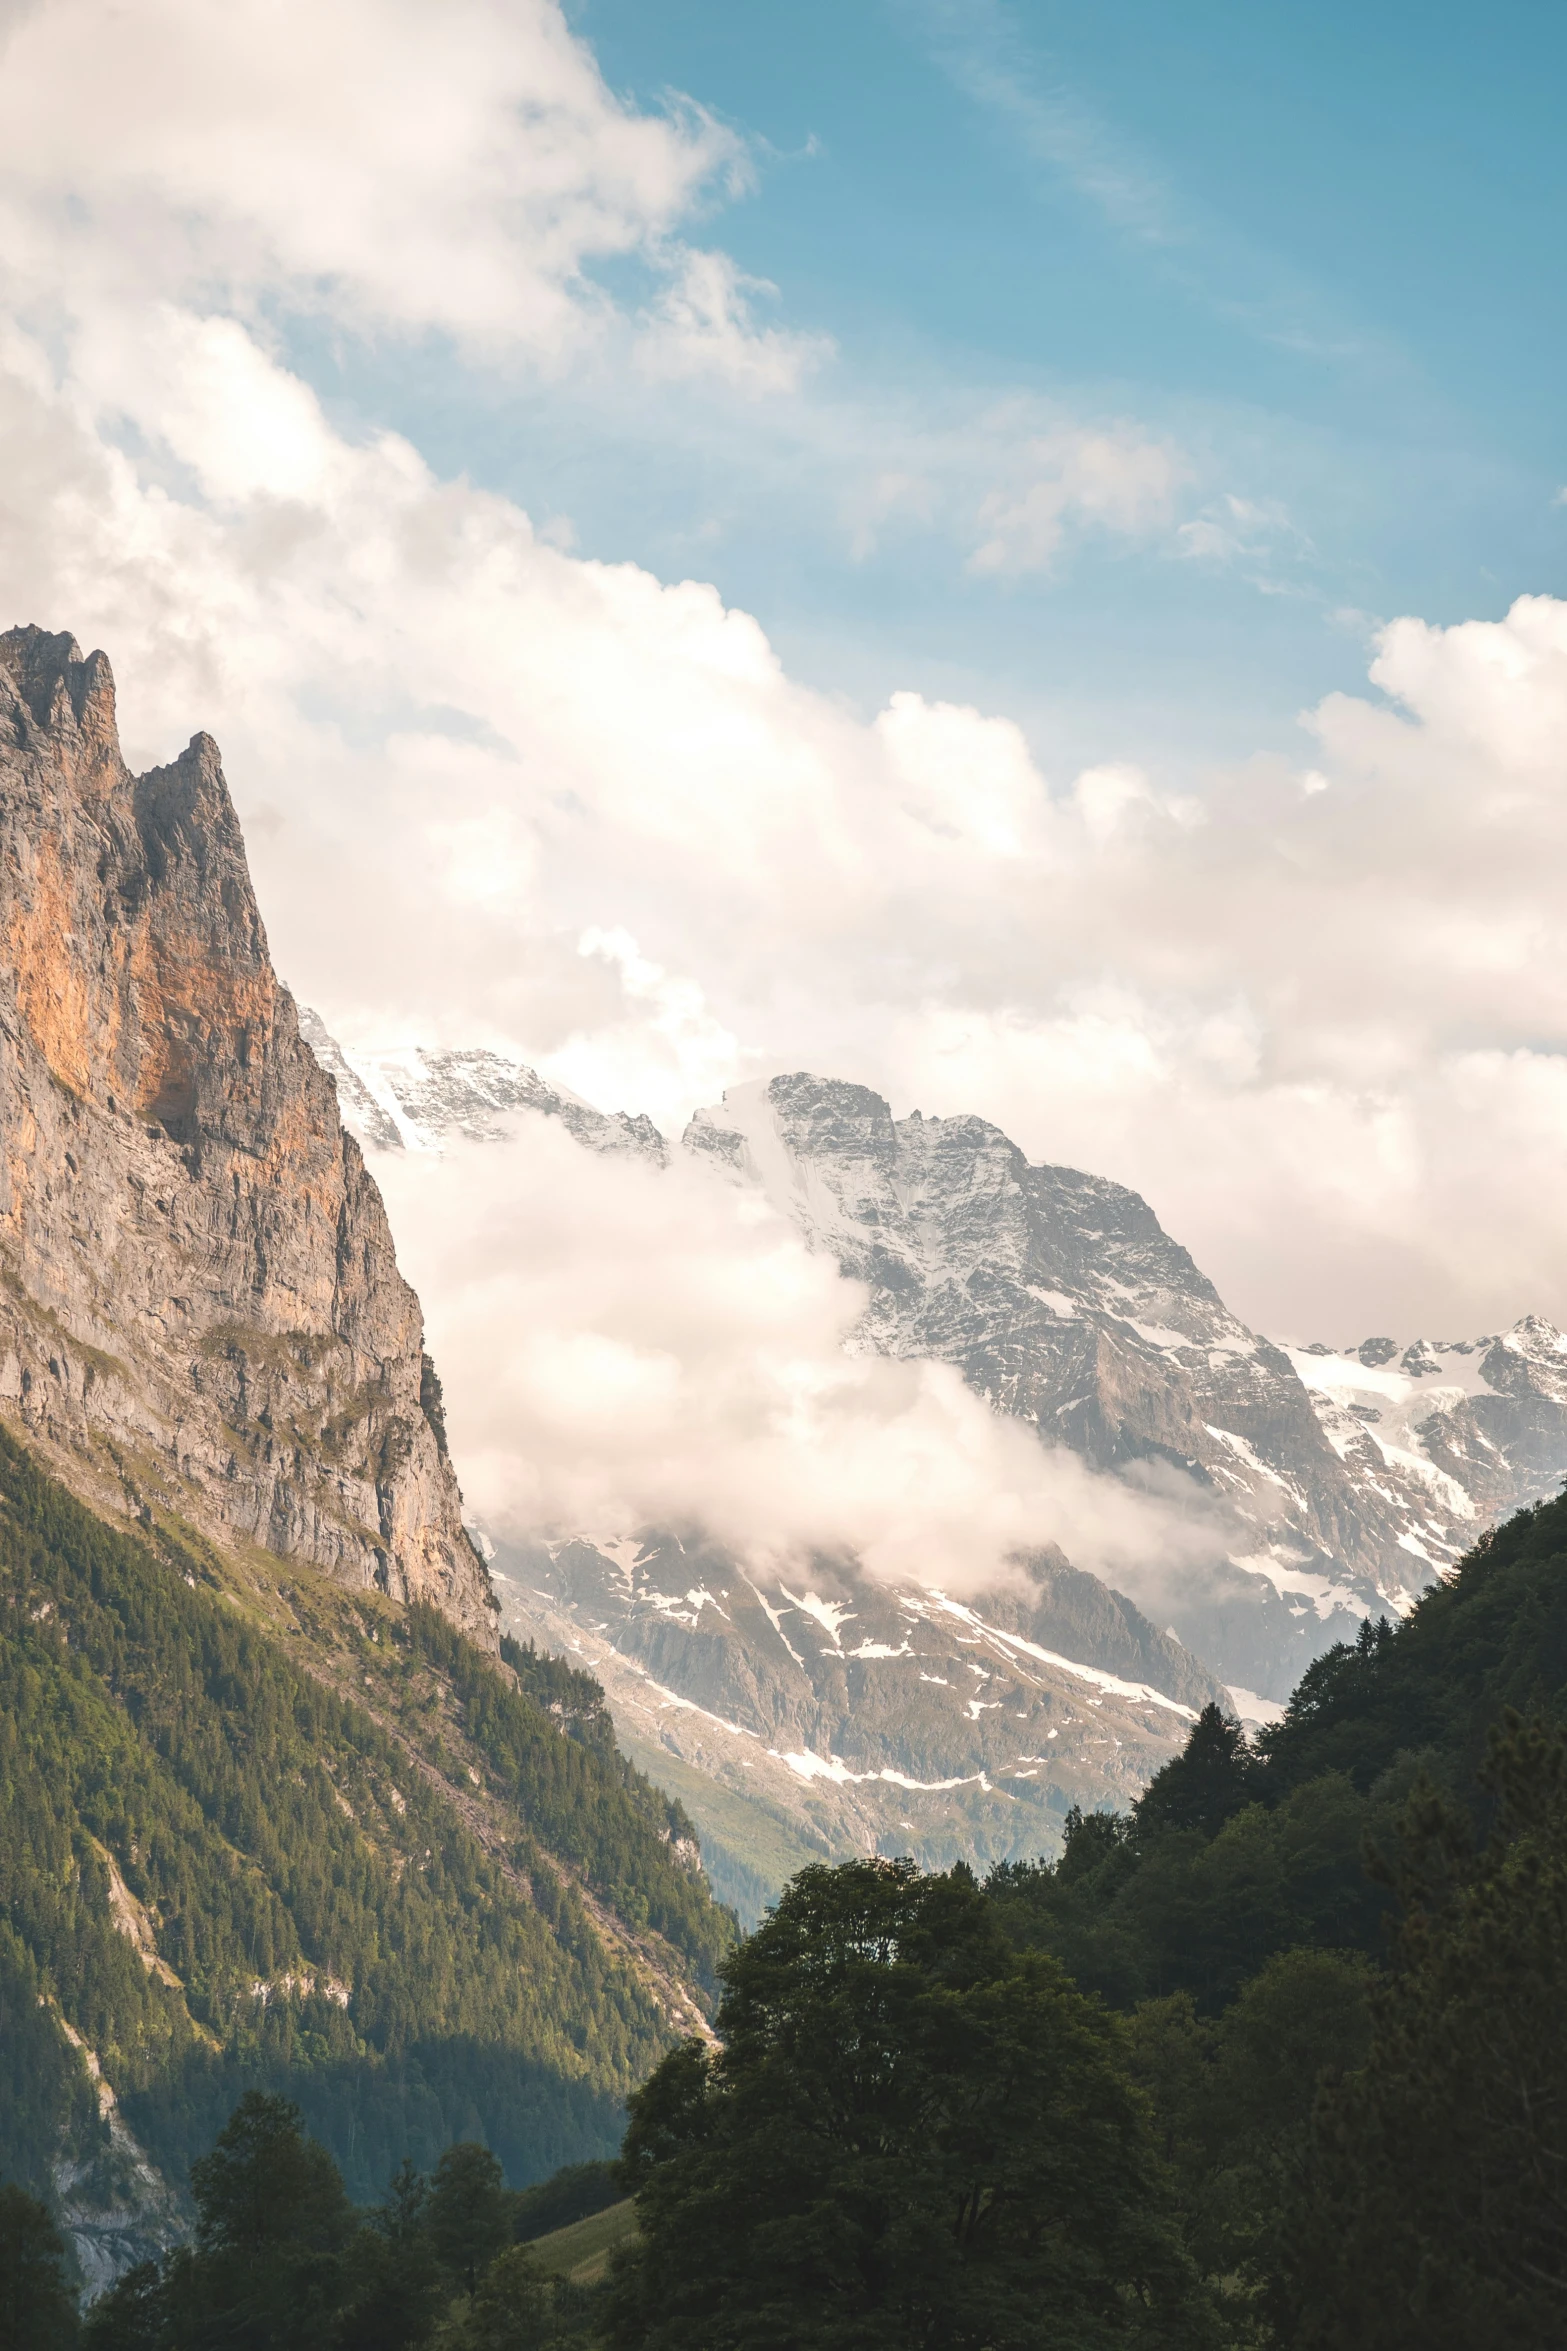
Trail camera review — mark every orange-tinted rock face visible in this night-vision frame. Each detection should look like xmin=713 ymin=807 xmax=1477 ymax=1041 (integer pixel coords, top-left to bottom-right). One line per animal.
xmin=0 ymin=625 xmax=495 ymax=1644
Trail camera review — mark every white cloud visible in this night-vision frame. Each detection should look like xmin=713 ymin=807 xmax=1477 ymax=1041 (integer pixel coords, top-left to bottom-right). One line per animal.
xmin=10 ymin=289 xmax=1567 ymax=1350
xmin=969 ymin=423 xmax=1187 ymax=574
xmin=1176 ymin=493 xmax=1312 ymax=579
xmin=634 ymin=246 xmax=831 ymax=395
xmin=551 ymin=930 xmax=744 ymax=1132
xmin=378 ymin=1125 xmax=1228 ymax=1598
xmin=0 ymin=0 xmax=743 ymax=359
xmin=2 ymin=0 xmax=1567 ymax=1406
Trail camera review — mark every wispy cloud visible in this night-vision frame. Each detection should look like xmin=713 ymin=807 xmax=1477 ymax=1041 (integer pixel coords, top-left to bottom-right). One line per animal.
xmin=969 ymin=419 xmax=1189 ymax=576
xmin=900 ymin=0 xmax=1404 ymax=378
xmin=909 ymin=0 xmax=1181 ymax=248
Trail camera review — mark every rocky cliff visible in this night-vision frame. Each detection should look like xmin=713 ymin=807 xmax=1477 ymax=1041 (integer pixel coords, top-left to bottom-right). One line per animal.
xmin=0 ymin=625 xmax=493 ymax=1641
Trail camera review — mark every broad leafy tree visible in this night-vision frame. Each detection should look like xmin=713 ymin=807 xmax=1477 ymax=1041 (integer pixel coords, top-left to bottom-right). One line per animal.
xmin=609 ymin=1858 xmax=1209 ymax=2350
xmin=428 ymin=2143 xmax=515 ymax=2296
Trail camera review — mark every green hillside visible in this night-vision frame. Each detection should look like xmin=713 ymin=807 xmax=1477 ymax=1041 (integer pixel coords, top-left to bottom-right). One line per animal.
xmin=987 ymin=1485 xmax=1567 ymax=2011
xmin=526 ymin=2197 xmax=638 ymax=2286
xmin=0 ymin=1424 xmax=733 ymax=2230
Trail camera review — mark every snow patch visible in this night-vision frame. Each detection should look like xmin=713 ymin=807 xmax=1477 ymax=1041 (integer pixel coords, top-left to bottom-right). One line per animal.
xmin=1226 ymin=1684 xmax=1286 ymax=1727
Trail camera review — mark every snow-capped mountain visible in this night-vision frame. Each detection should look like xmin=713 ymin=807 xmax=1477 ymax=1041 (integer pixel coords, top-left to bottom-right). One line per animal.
xmin=303 ymin=1028 xmax=1567 ymax=1885
xmin=681 ymin=1079 xmax=1567 ymax=1676
xmin=683 ymin=1077 xmax=1406 ymax=1689
xmin=298 ymin=1010 xmax=665 ymax=1161
xmin=1285 ymin=1323 xmax=1567 ymax=1545
xmin=492 ymin=1529 xmax=1224 ymax=1925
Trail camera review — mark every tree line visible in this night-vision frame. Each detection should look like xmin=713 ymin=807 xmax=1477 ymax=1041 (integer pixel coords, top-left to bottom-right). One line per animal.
xmin=9 ymin=1465 xmax=1567 ymax=2343
xmin=0 ymin=1426 xmax=730 ymax=2205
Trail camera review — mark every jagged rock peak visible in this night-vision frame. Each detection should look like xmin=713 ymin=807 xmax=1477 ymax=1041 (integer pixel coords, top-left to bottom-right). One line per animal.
xmin=0 ymin=626 xmax=495 ymax=1644
xmin=300 ymin=1011 xmax=668 ymax=1164
xmin=685 ymin=1072 xmax=1222 ymax=1305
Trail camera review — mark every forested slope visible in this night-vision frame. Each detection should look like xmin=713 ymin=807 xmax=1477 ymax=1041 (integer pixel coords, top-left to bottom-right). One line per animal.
xmin=987 ymin=1483 xmax=1567 ymax=2009
xmin=0 ymin=1424 xmax=732 ymax=2267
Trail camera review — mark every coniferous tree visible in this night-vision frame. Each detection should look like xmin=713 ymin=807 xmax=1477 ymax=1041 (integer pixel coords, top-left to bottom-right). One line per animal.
xmin=1135 ymin=1705 xmax=1262 ymax=1842
xmin=1282 ymin=1714 xmax=1567 ymax=2346
xmin=0 ymin=2182 xmax=79 ymax=2351
xmin=338 ymin=2159 xmax=445 ymax=2351
xmin=80 ymin=2262 xmax=165 ymax=2351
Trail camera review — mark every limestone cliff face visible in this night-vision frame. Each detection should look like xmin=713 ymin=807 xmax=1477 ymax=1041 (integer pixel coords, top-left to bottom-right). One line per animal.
xmin=0 ymin=625 xmax=495 ymax=1642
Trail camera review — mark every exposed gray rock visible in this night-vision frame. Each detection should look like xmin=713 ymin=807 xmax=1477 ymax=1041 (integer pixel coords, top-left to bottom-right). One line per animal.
xmin=684 ymin=1076 xmax=1397 ymax=1691
xmin=1283 ymin=1316 xmax=1567 ymax=1573
xmin=686 ymin=1076 xmax=1567 ymax=1690
xmin=0 ymin=626 xmax=493 ymax=1644
xmin=311 ymin=1027 xmax=666 ymax=1163
xmin=494 ymin=1529 xmax=1224 ymax=1925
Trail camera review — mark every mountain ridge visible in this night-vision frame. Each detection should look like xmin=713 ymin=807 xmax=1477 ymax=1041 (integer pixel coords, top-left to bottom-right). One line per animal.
xmin=315 ymin=1034 xmax=1567 ymax=1673
xmin=491 ymin=1528 xmax=1226 ymax=1923
xmin=0 ymin=627 xmax=492 ymax=1642
xmin=0 ymin=1424 xmax=730 ymax=2288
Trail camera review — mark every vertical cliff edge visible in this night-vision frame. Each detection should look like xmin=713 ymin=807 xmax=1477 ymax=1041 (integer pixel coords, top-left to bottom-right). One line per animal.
xmin=0 ymin=625 xmax=494 ymax=1643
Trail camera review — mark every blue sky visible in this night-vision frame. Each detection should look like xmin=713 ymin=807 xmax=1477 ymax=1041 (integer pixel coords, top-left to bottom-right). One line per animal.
xmin=6 ymin=0 xmax=1567 ymax=1343
xmin=304 ymin=0 xmax=1567 ymax=778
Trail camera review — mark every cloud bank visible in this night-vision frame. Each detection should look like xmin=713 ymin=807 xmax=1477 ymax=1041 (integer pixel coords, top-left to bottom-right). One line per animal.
xmin=0 ymin=0 xmax=1563 ymax=1395
xmin=378 ymin=1126 xmax=1228 ymax=1600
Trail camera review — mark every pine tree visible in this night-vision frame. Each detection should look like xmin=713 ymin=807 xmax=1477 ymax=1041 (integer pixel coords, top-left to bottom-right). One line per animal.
xmin=1135 ymin=1704 xmax=1262 ymax=1842
xmin=1283 ymin=1714 xmax=1567 ymax=2346
xmin=0 ymin=2182 xmax=79 ymax=2351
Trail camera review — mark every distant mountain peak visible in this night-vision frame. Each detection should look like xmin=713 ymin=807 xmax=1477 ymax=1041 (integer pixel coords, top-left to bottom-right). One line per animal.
xmin=303 ymin=1026 xmax=1567 ymax=1706
xmin=303 ymin=1015 xmax=667 ymax=1164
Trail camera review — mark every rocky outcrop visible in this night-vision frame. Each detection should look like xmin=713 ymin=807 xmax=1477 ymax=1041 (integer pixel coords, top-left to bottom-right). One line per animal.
xmin=495 ymin=1529 xmax=1224 ymax=1924
xmin=683 ymin=1081 xmax=1567 ymax=1690
xmin=0 ymin=626 xmax=493 ymax=1642
xmin=299 ymin=1017 xmax=666 ymax=1162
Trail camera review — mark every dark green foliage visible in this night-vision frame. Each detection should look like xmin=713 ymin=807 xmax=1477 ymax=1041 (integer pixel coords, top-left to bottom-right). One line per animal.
xmin=1055 ymin=1804 xmax=1133 ymax=1885
xmin=989 ymin=1765 xmax=1391 ymax=2012
xmin=0 ymin=1423 xmax=730 ymax=2208
xmin=0 ymin=1925 xmax=104 ymax=2202
xmin=438 ymin=2245 xmax=556 ymax=2351
xmin=1282 ymin=1714 xmax=1567 ymax=2347
xmin=1134 ymin=1703 xmax=1263 ymax=1841
xmin=976 ymin=1492 xmax=1567 ymax=2340
xmin=176 ymin=2091 xmax=356 ymax=2349
xmin=1260 ymin=1494 xmax=1567 ymax=1794
xmin=429 ymin=2143 xmax=514 ymax=2293
xmin=83 ymin=2111 xmax=602 ymax=2351
xmin=1127 ymin=1948 xmax=1373 ymax=2336
xmin=511 ymin=2163 xmax=619 ymax=2245
xmin=79 ymin=2261 xmax=163 ymax=2351
xmin=989 ymin=1488 xmax=1567 ymax=2018
xmin=610 ymin=1857 xmax=1210 ymax=2350
xmin=337 ymin=2161 xmax=444 ymax=2351
xmin=499 ymin=1640 xmax=617 ymax=1763
xmin=0 ymin=2181 xmax=80 ymax=2351
xmin=416 ymin=1613 xmax=716 ymax=1957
